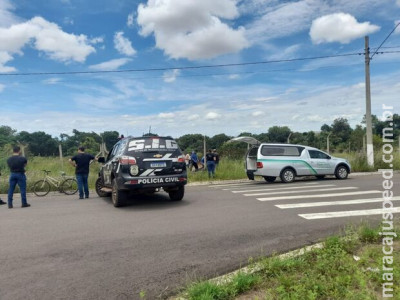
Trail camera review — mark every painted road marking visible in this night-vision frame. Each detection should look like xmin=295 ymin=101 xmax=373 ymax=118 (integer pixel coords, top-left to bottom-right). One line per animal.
xmin=232 ymin=184 xmax=336 ymax=193
xmin=245 ymin=187 xmax=357 ymax=197
xmin=299 ymin=207 xmax=400 ymax=220
xmin=209 ymin=182 xmax=262 ymax=188
xmin=276 ymin=197 xmax=400 ymax=209
xmin=222 ymin=182 xmax=322 ymax=191
xmin=257 ymin=190 xmax=381 ymax=201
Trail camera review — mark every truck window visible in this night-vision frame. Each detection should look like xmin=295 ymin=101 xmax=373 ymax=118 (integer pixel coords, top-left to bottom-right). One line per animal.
xmin=260 ymin=146 xmax=303 ymax=157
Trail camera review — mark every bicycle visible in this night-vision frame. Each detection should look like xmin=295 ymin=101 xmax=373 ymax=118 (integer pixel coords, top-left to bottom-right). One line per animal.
xmin=33 ymin=170 xmax=78 ymax=197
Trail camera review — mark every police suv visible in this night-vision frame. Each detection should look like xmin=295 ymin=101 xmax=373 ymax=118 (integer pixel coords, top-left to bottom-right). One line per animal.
xmin=96 ymin=135 xmax=187 ymax=207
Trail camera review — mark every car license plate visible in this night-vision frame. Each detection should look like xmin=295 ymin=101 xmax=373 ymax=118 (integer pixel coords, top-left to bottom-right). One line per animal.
xmin=151 ymin=162 xmax=166 ymax=168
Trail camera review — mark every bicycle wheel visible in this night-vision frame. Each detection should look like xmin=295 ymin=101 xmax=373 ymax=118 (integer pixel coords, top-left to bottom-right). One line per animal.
xmin=61 ymin=178 xmax=78 ymax=195
xmin=33 ymin=180 xmax=50 ymax=197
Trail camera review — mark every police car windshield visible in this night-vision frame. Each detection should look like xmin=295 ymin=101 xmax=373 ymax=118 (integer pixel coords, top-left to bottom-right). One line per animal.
xmin=127 ymin=138 xmax=179 ymax=152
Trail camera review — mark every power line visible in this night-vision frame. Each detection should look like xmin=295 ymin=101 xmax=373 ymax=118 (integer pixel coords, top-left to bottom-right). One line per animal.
xmin=371 ymin=22 xmax=400 ymax=60
xmin=0 ymin=52 xmax=364 ymax=77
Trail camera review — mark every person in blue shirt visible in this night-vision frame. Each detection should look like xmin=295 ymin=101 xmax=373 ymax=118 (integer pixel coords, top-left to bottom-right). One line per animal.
xmin=190 ymin=150 xmax=199 ymax=171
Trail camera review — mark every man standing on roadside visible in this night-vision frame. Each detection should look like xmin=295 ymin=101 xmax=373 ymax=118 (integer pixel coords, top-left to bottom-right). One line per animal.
xmin=7 ymin=146 xmax=30 ymax=209
xmin=69 ymin=146 xmax=96 ymax=199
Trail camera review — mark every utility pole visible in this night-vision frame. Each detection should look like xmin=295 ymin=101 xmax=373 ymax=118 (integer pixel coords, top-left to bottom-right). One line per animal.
xmin=287 ymin=133 xmax=292 ymax=144
xmin=364 ymin=36 xmax=374 ymax=167
xmin=327 ymin=132 xmax=332 ymax=154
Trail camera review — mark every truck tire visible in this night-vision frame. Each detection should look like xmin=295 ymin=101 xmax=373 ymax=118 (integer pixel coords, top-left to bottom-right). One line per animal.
xmin=95 ymin=177 xmax=111 ymax=197
xmin=263 ymin=176 xmax=276 ymax=183
xmin=169 ymin=186 xmax=184 ymax=201
xmin=280 ymin=168 xmax=296 ymax=183
xmin=111 ymin=179 xmax=127 ymax=207
xmin=335 ymin=165 xmax=349 ymax=180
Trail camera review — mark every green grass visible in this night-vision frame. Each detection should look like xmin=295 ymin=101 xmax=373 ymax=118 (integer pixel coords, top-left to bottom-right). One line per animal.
xmin=186 ymin=272 xmax=261 ymax=300
xmin=177 ymin=222 xmax=400 ymax=300
xmin=333 ymin=150 xmax=400 ymax=172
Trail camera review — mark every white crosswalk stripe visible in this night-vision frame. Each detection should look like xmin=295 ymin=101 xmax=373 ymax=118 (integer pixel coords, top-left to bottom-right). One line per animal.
xmin=243 ymin=187 xmax=356 ymax=197
xmin=299 ymin=207 xmax=400 ymax=220
xmin=230 ymin=184 xmax=334 ymax=193
xmin=256 ymin=190 xmax=381 ymax=201
xmin=210 ymin=182 xmax=261 ymax=188
xmin=276 ymin=197 xmax=400 ymax=209
xmin=212 ymin=181 xmax=398 ymax=221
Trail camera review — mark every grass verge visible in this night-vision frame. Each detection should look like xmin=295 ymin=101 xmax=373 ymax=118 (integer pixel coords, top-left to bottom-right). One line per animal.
xmin=173 ymin=222 xmax=400 ymax=300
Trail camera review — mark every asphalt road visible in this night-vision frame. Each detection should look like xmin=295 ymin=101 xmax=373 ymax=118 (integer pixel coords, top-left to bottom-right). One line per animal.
xmin=1 ymin=173 xmax=399 ymax=300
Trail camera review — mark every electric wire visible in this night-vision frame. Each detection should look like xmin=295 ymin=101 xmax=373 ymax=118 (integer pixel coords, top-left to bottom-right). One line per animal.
xmin=0 ymin=52 xmax=364 ymax=77
xmin=370 ymin=22 xmax=400 ymax=59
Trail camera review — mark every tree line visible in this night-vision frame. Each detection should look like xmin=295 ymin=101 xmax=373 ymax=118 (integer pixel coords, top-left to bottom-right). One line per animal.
xmin=0 ymin=115 xmax=398 ymax=161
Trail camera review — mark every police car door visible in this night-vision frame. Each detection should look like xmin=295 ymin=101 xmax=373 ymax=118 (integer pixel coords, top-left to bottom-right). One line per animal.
xmin=103 ymin=141 xmax=122 ymax=185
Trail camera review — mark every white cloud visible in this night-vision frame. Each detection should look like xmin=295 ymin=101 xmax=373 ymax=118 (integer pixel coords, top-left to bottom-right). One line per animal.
xmin=137 ymin=0 xmax=249 ymax=60
xmin=43 ymin=77 xmax=61 ymax=85
xmin=0 ymin=0 xmax=21 ymax=27
xmin=90 ymin=36 xmax=104 ymax=44
xmin=246 ymin=0 xmax=322 ymax=43
xmin=252 ymin=111 xmax=263 ymax=116
xmin=187 ymin=114 xmax=200 ymax=121
xmin=163 ymin=69 xmax=180 ymax=83
xmin=310 ymin=13 xmax=380 ymax=44
xmin=114 ymin=31 xmax=136 ymax=56
xmin=127 ymin=12 xmax=135 ymax=28
xmin=0 ymin=51 xmax=16 ymax=72
xmin=0 ymin=16 xmax=96 ymax=71
xmin=205 ymin=112 xmax=221 ymax=120
xmin=159 ymin=112 xmax=175 ymax=118
xmin=229 ymin=74 xmax=240 ymax=80
xmin=397 ymin=0 xmax=400 ymax=7
xmin=89 ymin=58 xmax=132 ymax=71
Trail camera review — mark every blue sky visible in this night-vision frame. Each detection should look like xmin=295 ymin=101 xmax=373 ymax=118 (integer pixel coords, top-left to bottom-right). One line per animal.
xmin=0 ymin=0 xmax=399 ymax=138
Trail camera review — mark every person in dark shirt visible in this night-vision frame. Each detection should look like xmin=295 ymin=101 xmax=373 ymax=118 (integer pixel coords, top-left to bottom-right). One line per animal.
xmin=7 ymin=146 xmax=30 ymax=208
xmin=205 ymin=149 xmax=216 ymax=178
xmin=69 ymin=146 xmax=96 ymax=199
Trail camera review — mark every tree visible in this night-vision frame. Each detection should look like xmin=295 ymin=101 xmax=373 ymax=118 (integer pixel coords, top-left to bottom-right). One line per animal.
xmin=101 ymin=131 xmax=120 ymax=151
xmin=331 ymin=118 xmax=352 ymax=146
xmin=15 ymin=131 xmax=58 ymax=156
xmin=320 ymin=124 xmax=331 ymax=132
xmin=267 ymin=126 xmax=292 ymax=143
xmin=176 ymin=134 xmax=207 ymax=153
xmin=0 ymin=125 xmax=16 ymax=147
xmin=209 ymin=134 xmax=231 ymax=150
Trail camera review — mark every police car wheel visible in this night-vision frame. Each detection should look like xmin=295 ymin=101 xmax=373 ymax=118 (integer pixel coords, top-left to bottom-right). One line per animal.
xmin=112 ymin=179 xmax=127 ymax=207
xmin=95 ymin=177 xmax=111 ymax=197
xmin=169 ymin=186 xmax=184 ymax=201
